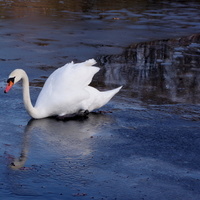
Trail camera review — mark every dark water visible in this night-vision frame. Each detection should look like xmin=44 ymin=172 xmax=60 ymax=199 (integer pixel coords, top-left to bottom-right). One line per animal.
xmin=0 ymin=0 xmax=200 ymax=105
xmin=0 ymin=1 xmax=200 ymax=200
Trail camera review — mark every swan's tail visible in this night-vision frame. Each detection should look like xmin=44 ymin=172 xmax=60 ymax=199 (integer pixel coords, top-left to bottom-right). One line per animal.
xmin=84 ymin=59 xmax=97 ymax=66
xmin=104 ymin=86 xmax=122 ymax=98
xmin=102 ymin=86 xmax=122 ymax=102
xmin=91 ymin=86 xmax=122 ymax=111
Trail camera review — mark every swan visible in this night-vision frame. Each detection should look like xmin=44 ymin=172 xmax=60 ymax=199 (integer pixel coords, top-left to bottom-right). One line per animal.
xmin=4 ymin=59 xmax=122 ymax=119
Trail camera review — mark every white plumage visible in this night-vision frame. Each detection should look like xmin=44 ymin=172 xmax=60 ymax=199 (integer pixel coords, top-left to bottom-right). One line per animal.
xmin=5 ymin=59 xmax=122 ymax=119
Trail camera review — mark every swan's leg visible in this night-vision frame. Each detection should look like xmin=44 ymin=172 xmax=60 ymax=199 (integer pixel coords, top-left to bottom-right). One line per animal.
xmin=56 ymin=109 xmax=89 ymax=120
xmin=77 ymin=109 xmax=89 ymax=117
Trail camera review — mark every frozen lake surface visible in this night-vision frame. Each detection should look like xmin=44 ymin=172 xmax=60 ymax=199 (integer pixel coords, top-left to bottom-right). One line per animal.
xmin=0 ymin=1 xmax=200 ymax=199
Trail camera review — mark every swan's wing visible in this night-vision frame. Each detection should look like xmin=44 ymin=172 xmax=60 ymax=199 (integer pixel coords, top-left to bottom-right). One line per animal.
xmin=63 ymin=59 xmax=100 ymax=88
xmin=43 ymin=59 xmax=99 ymax=92
xmin=37 ymin=59 xmax=99 ymax=100
xmin=35 ymin=59 xmax=99 ymax=115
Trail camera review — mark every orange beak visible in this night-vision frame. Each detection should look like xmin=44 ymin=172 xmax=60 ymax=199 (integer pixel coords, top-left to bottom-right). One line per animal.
xmin=4 ymin=81 xmax=14 ymax=93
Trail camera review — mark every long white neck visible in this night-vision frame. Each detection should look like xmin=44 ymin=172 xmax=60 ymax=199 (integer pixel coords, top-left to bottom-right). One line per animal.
xmin=21 ymin=71 xmax=39 ymax=119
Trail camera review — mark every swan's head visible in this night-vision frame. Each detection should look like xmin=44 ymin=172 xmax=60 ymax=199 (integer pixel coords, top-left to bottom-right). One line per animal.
xmin=4 ymin=69 xmax=25 ymax=93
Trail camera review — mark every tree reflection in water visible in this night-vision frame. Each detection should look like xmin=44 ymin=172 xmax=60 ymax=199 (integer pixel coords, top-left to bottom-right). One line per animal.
xmin=99 ymin=33 xmax=200 ymax=105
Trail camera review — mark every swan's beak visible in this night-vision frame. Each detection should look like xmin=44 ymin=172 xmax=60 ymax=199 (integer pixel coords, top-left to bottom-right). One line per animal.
xmin=4 ymin=80 xmax=14 ymax=93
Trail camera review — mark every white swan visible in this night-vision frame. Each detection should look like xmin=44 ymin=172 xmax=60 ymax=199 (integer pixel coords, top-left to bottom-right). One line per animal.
xmin=4 ymin=59 xmax=122 ymax=119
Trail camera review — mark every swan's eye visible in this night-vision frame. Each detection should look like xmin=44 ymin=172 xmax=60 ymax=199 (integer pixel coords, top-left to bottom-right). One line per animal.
xmin=7 ymin=77 xmax=15 ymax=83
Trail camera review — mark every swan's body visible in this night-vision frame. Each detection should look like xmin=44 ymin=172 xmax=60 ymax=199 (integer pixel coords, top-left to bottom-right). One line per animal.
xmin=5 ymin=59 xmax=122 ymax=119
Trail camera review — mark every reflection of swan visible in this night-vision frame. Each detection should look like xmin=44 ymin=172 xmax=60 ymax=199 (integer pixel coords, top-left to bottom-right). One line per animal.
xmin=10 ymin=113 xmax=113 ymax=169
xmin=10 ymin=152 xmax=28 ymax=170
xmin=10 ymin=120 xmax=32 ymax=170
xmin=4 ymin=59 xmax=122 ymax=119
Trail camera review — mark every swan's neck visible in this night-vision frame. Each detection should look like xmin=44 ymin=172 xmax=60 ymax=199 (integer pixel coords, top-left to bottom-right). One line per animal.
xmin=22 ymin=73 xmax=39 ymax=119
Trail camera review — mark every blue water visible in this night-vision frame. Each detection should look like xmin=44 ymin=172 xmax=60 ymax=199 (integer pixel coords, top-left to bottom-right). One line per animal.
xmin=0 ymin=1 xmax=200 ymax=199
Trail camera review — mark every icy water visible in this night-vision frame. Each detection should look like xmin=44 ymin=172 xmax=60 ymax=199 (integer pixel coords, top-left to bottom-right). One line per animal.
xmin=0 ymin=1 xmax=200 ymax=200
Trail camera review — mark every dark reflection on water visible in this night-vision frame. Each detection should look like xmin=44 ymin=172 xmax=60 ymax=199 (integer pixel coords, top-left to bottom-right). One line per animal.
xmin=99 ymin=33 xmax=200 ymax=105
xmin=1 ymin=0 xmax=200 ymax=16
xmin=1 ymin=0 xmax=200 ymax=42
